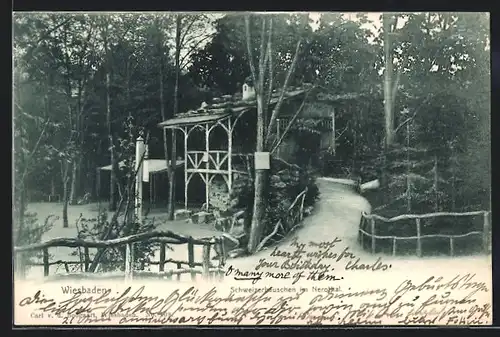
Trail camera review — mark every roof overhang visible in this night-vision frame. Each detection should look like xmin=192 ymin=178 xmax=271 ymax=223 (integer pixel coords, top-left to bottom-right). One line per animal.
xmin=99 ymin=159 xmax=184 ymax=173
xmin=158 ymin=89 xmax=307 ymax=129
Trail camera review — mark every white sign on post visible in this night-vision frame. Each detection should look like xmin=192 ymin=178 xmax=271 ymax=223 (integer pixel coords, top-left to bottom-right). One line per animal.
xmin=254 ymin=152 xmax=270 ymax=170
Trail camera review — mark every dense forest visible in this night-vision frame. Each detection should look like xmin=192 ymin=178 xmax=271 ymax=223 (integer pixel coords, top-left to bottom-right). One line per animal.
xmin=13 ymin=12 xmax=490 ymax=253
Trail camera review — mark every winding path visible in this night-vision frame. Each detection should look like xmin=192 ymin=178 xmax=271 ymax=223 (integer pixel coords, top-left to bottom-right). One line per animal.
xmin=230 ymin=177 xmax=490 ymax=272
xmin=230 ymin=177 xmax=372 ymax=269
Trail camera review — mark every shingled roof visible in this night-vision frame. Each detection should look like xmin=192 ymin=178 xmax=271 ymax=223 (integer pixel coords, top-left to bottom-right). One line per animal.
xmin=158 ymin=84 xmax=364 ymax=128
xmin=158 ymin=85 xmax=312 ymax=128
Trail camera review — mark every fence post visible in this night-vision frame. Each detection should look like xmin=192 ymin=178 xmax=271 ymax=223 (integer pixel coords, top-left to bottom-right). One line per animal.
xmin=177 ymin=263 xmax=182 ymax=281
xmin=392 ymin=238 xmax=397 ymax=256
xmin=299 ymin=189 xmax=307 ymax=221
xmin=449 ymin=237 xmax=454 ymax=256
xmin=84 ymin=247 xmax=90 ymax=272
xmin=217 ymin=238 xmax=225 ymax=281
xmin=43 ymin=248 xmax=49 ymax=277
xmin=125 ymin=243 xmax=134 ymax=281
xmin=188 ymin=240 xmax=196 ymax=281
xmin=202 ymin=244 xmax=211 ymax=280
xmin=159 ymin=243 xmax=166 ymax=272
xmin=370 ymin=218 xmax=376 ymax=254
xmin=416 ymin=218 xmax=422 ymax=257
xmin=483 ymin=211 xmax=490 ymax=254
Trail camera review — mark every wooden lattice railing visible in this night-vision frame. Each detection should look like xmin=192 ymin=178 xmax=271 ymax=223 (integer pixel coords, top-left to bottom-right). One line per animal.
xmin=14 ymin=231 xmax=226 ymax=281
xmin=358 ymin=211 xmax=491 ymax=257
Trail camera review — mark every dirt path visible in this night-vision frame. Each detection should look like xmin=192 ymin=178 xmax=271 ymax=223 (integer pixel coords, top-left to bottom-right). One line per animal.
xmin=230 ymin=177 xmax=491 ymax=272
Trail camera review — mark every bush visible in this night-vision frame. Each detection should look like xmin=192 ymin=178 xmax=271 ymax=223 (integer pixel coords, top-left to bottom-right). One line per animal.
xmin=75 ymin=208 xmax=161 ymax=272
xmin=14 ymin=212 xmax=56 ymax=273
xmin=229 ymin=158 xmax=319 ymax=248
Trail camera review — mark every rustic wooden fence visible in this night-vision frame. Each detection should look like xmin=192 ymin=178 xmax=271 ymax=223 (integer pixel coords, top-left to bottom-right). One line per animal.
xmin=255 ymin=187 xmax=308 ymax=252
xmin=14 ymin=231 xmax=226 ymax=281
xmin=358 ymin=211 xmax=491 ymax=257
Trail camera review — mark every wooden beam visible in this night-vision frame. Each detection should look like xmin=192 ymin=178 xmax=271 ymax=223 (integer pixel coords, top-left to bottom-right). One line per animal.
xmin=125 ymin=243 xmax=134 ymax=280
xmin=202 ymin=244 xmax=211 ymax=280
xmin=183 ymin=126 xmax=188 ymax=210
xmin=416 ymin=218 xmax=422 ymax=257
xmin=43 ymin=248 xmax=49 ymax=276
xmin=188 ymin=240 xmax=195 ymax=281
xmin=205 ymin=123 xmax=210 ymax=211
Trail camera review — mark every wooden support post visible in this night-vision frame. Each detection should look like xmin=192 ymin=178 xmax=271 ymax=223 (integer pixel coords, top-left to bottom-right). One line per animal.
xmin=205 ymin=124 xmax=210 ymax=211
xmin=177 ymin=263 xmax=182 ymax=281
xmin=149 ymin=173 xmax=153 ymax=208
xmin=96 ymin=168 xmax=101 ymax=199
xmin=217 ymin=239 xmax=225 ymax=281
xmin=184 ymin=127 xmax=188 ymax=210
xmin=43 ymin=248 xmax=49 ymax=277
xmin=276 ymin=119 xmax=281 ymax=157
xmin=202 ymin=244 xmax=211 ymax=280
xmin=416 ymin=218 xmax=422 ymax=257
xmin=159 ymin=243 xmax=166 ymax=272
xmin=483 ymin=211 xmax=490 ymax=254
xmin=125 ymin=243 xmax=134 ymax=280
xmin=450 ymin=237 xmax=454 ymax=257
xmin=370 ymin=218 xmax=376 ymax=254
xmin=188 ymin=240 xmax=195 ymax=281
xmin=84 ymin=247 xmax=90 ymax=272
xmin=135 ymin=136 xmax=145 ymax=222
xmin=227 ymin=119 xmax=233 ymax=191
xmin=392 ymin=238 xmax=397 ymax=256
xmin=358 ymin=215 xmax=364 ymax=246
xmin=331 ymin=108 xmax=336 ymax=154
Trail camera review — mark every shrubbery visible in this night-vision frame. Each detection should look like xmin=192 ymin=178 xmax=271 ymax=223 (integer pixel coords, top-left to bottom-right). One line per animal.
xmin=74 ymin=206 xmax=160 ymax=272
xmin=228 ymin=158 xmax=319 ymax=248
xmin=14 ymin=212 xmax=56 ymax=274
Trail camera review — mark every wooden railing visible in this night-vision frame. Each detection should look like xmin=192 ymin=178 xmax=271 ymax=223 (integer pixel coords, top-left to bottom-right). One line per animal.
xmin=256 ymin=187 xmax=308 ymax=251
xmin=284 ymin=187 xmax=308 ymax=230
xmin=358 ymin=211 xmax=491 ymax=257
xmin=14 ymin=231 xmax=226 ymax=281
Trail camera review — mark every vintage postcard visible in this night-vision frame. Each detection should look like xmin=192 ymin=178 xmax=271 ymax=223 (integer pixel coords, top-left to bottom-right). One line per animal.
xmin=12 ymin=11 xmax=492 ymax=326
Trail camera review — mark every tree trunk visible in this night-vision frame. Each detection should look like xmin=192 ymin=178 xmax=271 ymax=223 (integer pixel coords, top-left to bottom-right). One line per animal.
xmin=167 ymin=15 xmax=182 ymax=220
xmin=62 ymin=164 xmax=70 ymax=228
xmin=14 ymin=69 xmax=26 ymax=245
xmin=107 ymin=71 xmax=117 ymax=211
xmin=247 ymin=63 xmax=267 ymax=253
xmin=69 ymin=162 xmax=78 ymax=204
xmin=406 ymin=121 xmax=411 ymax=212
xmin=17 ymin=185 xmax=26 ymax=245
xmin=168 ymin=131 xmax=177 ymax=220
xmin=247 ymin=169 xmax=268 ymax=252
xmin=434 ymin=155 xmax=439 ymax=212
xmin=383 ymin=13 xmax=395 ymax=147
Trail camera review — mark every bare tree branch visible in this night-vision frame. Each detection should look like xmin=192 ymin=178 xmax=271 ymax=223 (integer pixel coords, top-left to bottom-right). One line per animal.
xmin=265 ymin=39 xmax=302 ymax=146
xmin=265 ymin=18 xmax=274 ymax=108
xmin=22 ymin=17 xmax=75 ymax=61
xmin=19 ymin=116 xmax=51 ymax=185
xmin=270 ymin=88 xmax=313 ymax=154
xmin=256 ymin=220 xmax=284 ymax=252
xmin=394 ymin=95 xmax=434 ymax=134
xmin=335 ymin=125 xmax=348 ymax=140
xmin=179 ymin=33 xmax=214 ymax=70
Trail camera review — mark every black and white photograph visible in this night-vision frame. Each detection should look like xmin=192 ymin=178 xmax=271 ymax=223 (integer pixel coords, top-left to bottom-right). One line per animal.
xmin=12 ymin=11 xmax=491 ymax=326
